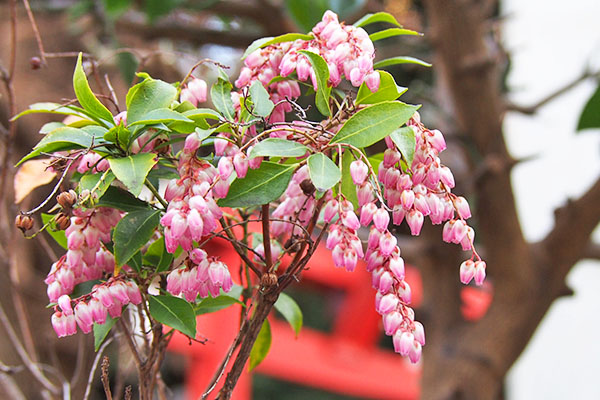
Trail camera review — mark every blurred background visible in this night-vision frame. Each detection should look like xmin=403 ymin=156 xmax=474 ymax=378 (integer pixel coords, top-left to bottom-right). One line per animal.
xmin=0 ymin=0 xmax=598 ymax=399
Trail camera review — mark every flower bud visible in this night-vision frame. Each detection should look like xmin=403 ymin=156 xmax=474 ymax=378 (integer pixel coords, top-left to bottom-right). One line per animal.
xmin=55 ymin=213 xmax=71 ymax=230
xmin=15 ymin=214 xmax=34 ymax=233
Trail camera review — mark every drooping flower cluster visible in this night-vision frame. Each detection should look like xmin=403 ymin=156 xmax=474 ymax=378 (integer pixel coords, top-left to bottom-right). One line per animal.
xmin=46 ymin=207 xmax=122 ymax=302
xmin=234 ymin=10 xmax=379 ymax=125
xmin=51 ymin=278 xmax=142 ymax=337
xmin=166 ymin=249 xmax=233 ymax=301
xmin=180 ymin=77 xmax=208 ymax=107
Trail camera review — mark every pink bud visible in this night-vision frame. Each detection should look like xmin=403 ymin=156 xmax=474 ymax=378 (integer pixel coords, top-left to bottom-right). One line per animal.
xmin=459 ymin=260 xmax=475 ymax=284
xmin=343 ymin=249 xmax=358 ymax=272
xmin=67 ymin=230 xmax=85 ymax=250
xmin=58 ymin=295 xmax=73 ymax=316
xmin=378 ymin=271 xmax=394 ymax=293
xmin=379 ymin=232 xmax=397 ymax=256
xmin=349 ymin=67 xmax=364 ymax=87
xmin=350 ymin=160 xmax=369 ymax=185
xmin=439 ymin=166 xmax=455 ymax=188
xmin=218 ymin=157 xmax=234 ymax=180
xmin=474 ymin=261 xmax=486 ymax=285
xmin=428 ymin=129 xmax=446 ymax=153
xmin=400 ymin=190 xmax=415 ymax=210
xmin=408 ymin=340 xmax=422 ymax=363
xmin=52 ymin=312 xmax=72 ymax=338
xmin=392 ymin=205 xmax=406 ymax=225
xmin=170 ymin=213 xmax=188 ymax=240
xmin=341 ymin=211 xmax=360 ymax=231
xmin=365 ymin=71 xmax=380 ymax=92
xmin=188 ymin=78 xmax=208 ymax=104
xmin=377 ymin=293 xmax=399 ymax=314
xmin=383 ymin=149 xmax=401 ymax=168
xmin=233 ymin=153 xmax=249 ymax=179
xmin=323 ymin=199 xmax=339 ymax=223
xmin=397 ymin=281 xmax=412 ymax=304
xmin=413 ymin=321 xmax=426 ymax=346
xmin=455 ymin=196 xmax=472 ymax=219
xmin=388 ymin=255 xmax=405 ymax=281
xmin=383 ymin=311 xmax=403 ymax=335
xmin=394 ymin=331 xmax=414 ymax=356
xmin=214 ymin=137 xmax=229 ymax=156
xmin=360 ymin=202 xmax=377 ymax=226
xmin=74 ymin=302 xmax=93 ymax=334
xmin=373 ymin=209 xmax=390 ymax=232
xmin=357 ymin=183 xmax=374 ymax=206
xmin=461 ymin=226 xmax=475 ymax=251
xmin=47 ymin=281 xmax=63 ymax=303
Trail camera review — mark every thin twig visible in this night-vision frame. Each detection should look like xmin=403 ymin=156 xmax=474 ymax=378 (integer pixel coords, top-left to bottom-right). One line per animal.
xmin=101 ymin=356 xmax=113 ymax=400
xmin=22 ymin=0 xmax=47 ymax=66
xmin=261 ymin=204 xmax=272 ymax=272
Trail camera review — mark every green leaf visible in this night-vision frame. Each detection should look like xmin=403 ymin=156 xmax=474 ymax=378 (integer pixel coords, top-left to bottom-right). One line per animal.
xmin=127 ymin=251 xmax=143 ymax=273
xmin=242 ymin=33 xmax=314 ymax=60
xmin=128 ymin=108 xmax=193 ymax=126
xmin=340 ymin=150 xmax=359 ymax=209
xmin=42 ymin=213 xmax=68 ymax=249
xmin=103 ymin=124 xmax=131 ymax=146
xmin=248 ymin=319 xmax=271 ymax=371
xmin=249 ymin=138 xmax=309 ymax=159
xmin=374 ymin=56 xmax=432 ymax=69
xmin=103 ymin=0 xmax=132 ymax=18
xmin=96 ymin=186 xmax=151 ymax=212
xmin=390 ymin=127 xmax=416 ymax=166
xmin=73 ymin=53 xmax=114 ymax=125
xmin=577 ymin=84 xmax=600 ymax=131
xmin=148 ymin=295 xmax=196 ymax=338
xmin=126 ymin=78 xmax=177 ymax=125
xmin=12 ymin=102 xmax=89 ymax=121
xmin=18 ymin=127 xmax=95 ymax=165
xmin=330 ymin=101 xmax=420 ymax=148
xmin=369 ymin=28 xmax=420 ymax=42
xmin=145 ymin=0 xmax=184 ymax=22
xmin=297 ymin=50 xmax=331 ymax=116
xmin=143 ymin=237 xmax=173 ymax=272
xmin=39 ymin=122 xmax=66 ymax=134
xmin=218 ymin=162 xmax=296 ymax=208
xmin=108 ymin=153 xmax=158 ymax=197
xmin=354 ymin=11 xmax=402 ymax=28
xmin=368 ymin=152 xmax=384 ymax=176
xmin=307 ymin=153 xmax=341 ymax=191
xmin=79 ymin=170 xmax=115 ymax=198
xmin=274 ymin=292 xmax=303 ymax=337
xmin=93 ymin=316 xmax=117 ymax=351
xmin=211 ymin=78 xmax=236 ymax=121
xmin=194 ymin=286 xmax=244 ymax=315
xmin=356 ymin=70 xmax=407 ymax=105
xmin=249 ymin=81 xmax=275 ymax=117
xmin=112 ymin=209 xmax=161 ymax=267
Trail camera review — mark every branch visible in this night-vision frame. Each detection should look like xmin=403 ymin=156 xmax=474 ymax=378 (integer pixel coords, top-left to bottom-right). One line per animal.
xmin=506 ymin=69 xmax=600 ymax=115
xmin=116 ymin=16 xmax=262 ymax=48
xmin=540 ymin=175 xmax=600 ymax=273
xmin=583 ymin=242 xmax=600 ymax=261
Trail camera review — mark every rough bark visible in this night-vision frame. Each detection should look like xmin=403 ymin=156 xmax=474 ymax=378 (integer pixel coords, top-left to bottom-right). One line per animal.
xmin=419 ymin=1 xmax=600 ymax=399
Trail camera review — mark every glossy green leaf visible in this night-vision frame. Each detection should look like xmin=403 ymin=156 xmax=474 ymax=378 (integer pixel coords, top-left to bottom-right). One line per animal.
xmin=93 ymin=316 xmax=117 ymax=351
xmin=39 ymin=122 xmax=66 ymax=134
xmin=353 ymin=11 xmax=402 ymax=28
xmin=113 ymin=209 xmax=161 ymax=267
xmin=369 ymin=28 xmax=420 ymax=42
xmin=390 ymin=126 xmax=416 ymax=166
xmin=297 ymin=50 xmax=331 ymax=116
xmin=41 ymin=213 xmax=67 ymax=250
xmin=219 ymin=162 xmax=296 ymax=208
xmin=330 ymin=101 xmax=420 ymax=148
xmin=577 ymin=84 xmax=600 ymax=131
xmin=18 ymin=127 xmax=94 ymax=165
xmin=12 ymin=102 xmax=88 ymax=121
xmin=242 ymin=33 xmax=313 ymax=60
xmin=128 ymin=108 xmax=193 ymax=126
xmin=108 ymin=153 xmax=157 ymax=197
xmin=79 ymin=170 xmax=115 ymax=198
xmin=96 ymin=186 xmax=150 ymax=212
xmin=307 ymin=153 xmax=341 ymax=191
xmin=249 ymin=80 xmax=275 ymax=117
xmin=73 ymin=53 xmax=114 ymax=124
xmin=143 ymin=237 xmax=173 ymax=272
xmin=126 ymin=78 xmax=177 ymax=125
xmin=148 ymin=295 xmax=196 ymax=338
xmin=340 ymin=150 xmax=359 ymax=209
xmin=374 ymin=56 xmax=432 ymax=69
xmin=211 ymin=78 xmax=236 ymax=121
xmin=356 ymin=70 xmax=407 ymax=105
xmin=249 ymin=138 xmax=309 ymax=159
xmin=248 ymin=319 xmax=271 ymax=371
xmin=103 ymin=124 xmax=131 ymax=147
xmin=194 ymin=286 xmax=244 ymax=315
xmin=274 ymin=292 xmax=303 ymax=337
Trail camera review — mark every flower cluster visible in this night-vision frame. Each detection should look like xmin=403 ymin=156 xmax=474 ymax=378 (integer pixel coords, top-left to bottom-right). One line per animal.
xmin=51 ymin=278 xmax=142 ymax=337
xmin=166 ymin=249 xmax=233 ymax=301
xmin=46 ymin=207 xmax=122 ymax=302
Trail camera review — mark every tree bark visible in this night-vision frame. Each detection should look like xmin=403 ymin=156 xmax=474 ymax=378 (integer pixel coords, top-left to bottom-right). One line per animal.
xmin=419 ymin=1 xmax=600 ymax=399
